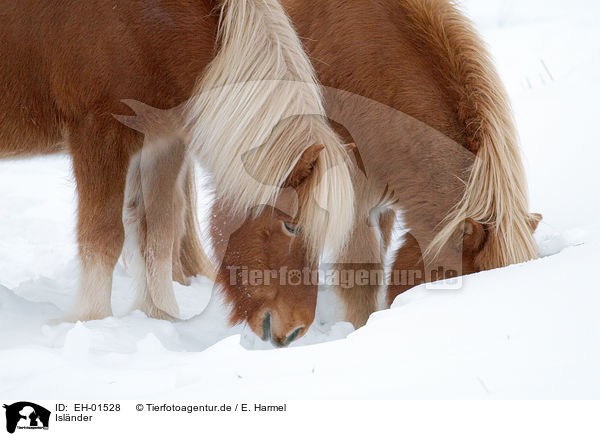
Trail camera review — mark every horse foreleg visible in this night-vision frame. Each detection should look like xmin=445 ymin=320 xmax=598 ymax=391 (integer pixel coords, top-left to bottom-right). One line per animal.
xmin=334 ymin=221 xmax=385 ymax=328
xmin=66 ymin=121 xmax=131 ymax=321
xmin=386 ymin=231 xmax=426 ymax=308
xmin=170 ymin=162 xmax=188 ymax=286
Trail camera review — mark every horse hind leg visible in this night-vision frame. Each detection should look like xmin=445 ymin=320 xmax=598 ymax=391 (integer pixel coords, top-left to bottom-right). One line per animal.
xmin=123 ymin=138 xmax=188 ymax=320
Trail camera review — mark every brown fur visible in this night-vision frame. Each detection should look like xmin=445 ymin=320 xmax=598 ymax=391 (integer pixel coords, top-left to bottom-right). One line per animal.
xmin=0 ymin=0 xmax=220 ymax=320
xmin=109 ymin=0 xmax=352 ymax=331
xmin=209 ymin=146 xmax=323 ymax=345
xmin=287 ymin=0 xmax=538 ymax=323
xmin=118 ymin=98 xmax=325 ymax=338
xmin=208 ymin=0 xmax=539 ymax=330
xmin=387 ymin=215 xmax=542 ymax=306
xmin=0 ymin=0 xmax=298 ymax=321
xmin=1 ymin=0 xmax=539 ymax=339
xmin=212 ymin=203 xmax=316 ymax=347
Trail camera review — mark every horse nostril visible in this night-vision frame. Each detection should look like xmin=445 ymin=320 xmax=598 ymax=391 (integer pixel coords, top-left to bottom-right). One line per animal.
xmin=284 ymin=326 xmax=305 ymax=346
xmin=270 ymin=326 xmax=304 ymax=348
xmin=262 ymin=312 xmax=272 ymax=342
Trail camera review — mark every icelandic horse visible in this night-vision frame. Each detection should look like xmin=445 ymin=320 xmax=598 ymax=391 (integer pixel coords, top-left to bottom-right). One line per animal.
xmin=202 ymin=0 xmax=543 ymax=336
xmin=288 ymin=0 xmax=542 ymax=325
xmin=0 ymin=0 xmax=354 ymax=332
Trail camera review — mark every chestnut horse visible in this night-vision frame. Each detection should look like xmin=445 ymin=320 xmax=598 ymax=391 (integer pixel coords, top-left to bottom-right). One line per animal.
xmin=298 ymin=0 xmax=541 ymax=325
xmin=0 ymin=0 xmax=354 ymax=329
xmin=110 ymin=0 xmax=542 ymax=344
xmin=199 ymin=0 xmax=542 ymax=338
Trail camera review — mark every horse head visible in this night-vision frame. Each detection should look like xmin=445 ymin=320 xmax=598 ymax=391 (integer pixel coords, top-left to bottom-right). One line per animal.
xmin=211 ymin=145 xmax=328 ymax=347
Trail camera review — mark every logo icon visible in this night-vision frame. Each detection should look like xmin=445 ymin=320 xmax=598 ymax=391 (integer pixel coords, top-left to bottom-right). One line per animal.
xmin=3 ymin=402 xmax=50 ymax=434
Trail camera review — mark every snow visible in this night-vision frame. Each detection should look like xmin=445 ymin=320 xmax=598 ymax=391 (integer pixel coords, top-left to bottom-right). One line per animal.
xmin=1 ymin=0 xmax=599 ymax=399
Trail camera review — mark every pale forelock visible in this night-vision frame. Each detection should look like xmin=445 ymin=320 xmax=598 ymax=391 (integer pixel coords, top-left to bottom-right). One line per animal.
xmin=186 ymin=0 xmax=354 ymax=260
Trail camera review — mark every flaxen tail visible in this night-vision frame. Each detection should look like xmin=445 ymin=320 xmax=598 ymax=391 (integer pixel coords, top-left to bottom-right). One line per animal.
xmin=401 ymin=0 xmax=539 ymax=267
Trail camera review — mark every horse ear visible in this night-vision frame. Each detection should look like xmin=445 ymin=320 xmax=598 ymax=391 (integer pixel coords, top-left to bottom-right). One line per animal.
xmin=342 ymin=142 xmax=367 ymax=177
xmin=343 ymin=143 xmax=357 ymax=153
xmin=529 ymin=213 xmax=543 ymax=232
xmin=462 ymin=218 xmax=486 ymax=253
xmin=285 ymin=144 xmax=324 ymax=188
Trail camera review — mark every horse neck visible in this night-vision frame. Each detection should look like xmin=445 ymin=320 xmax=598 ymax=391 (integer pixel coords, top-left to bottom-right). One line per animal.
xmin=289 ymin=0 xmax=537 ymax=267
xmin=288 ymin=0 xmax=474 ymax=217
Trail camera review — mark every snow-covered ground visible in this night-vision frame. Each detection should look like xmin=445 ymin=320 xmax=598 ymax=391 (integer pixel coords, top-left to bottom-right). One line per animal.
xmin=1 ymin=0 xmax=599 ymax=399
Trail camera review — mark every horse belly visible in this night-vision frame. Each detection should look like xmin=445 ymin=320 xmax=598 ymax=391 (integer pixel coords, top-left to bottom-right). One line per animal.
xmin=0 ymin=102 xmax=64 ymax=159
xmin=0 ymin=2 xmax=64 ymax=157
xmin=1 ymin=0 xmax=218 ymax=160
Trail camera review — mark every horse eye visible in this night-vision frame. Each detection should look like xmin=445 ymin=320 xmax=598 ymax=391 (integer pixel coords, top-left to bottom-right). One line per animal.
xmin=283 ymin=221 xmax=301 ymax=235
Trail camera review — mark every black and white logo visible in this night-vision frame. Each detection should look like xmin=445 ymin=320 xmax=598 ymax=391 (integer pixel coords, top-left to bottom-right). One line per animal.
xmin=3 ymin=402 xmax=50 ymax=434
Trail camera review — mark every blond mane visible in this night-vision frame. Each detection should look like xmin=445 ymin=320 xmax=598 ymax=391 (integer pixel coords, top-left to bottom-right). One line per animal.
xmin=402 ymin=0 xmax=539 ymax=267
xmin=186 ymin=0 xmax=354 ymax=260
